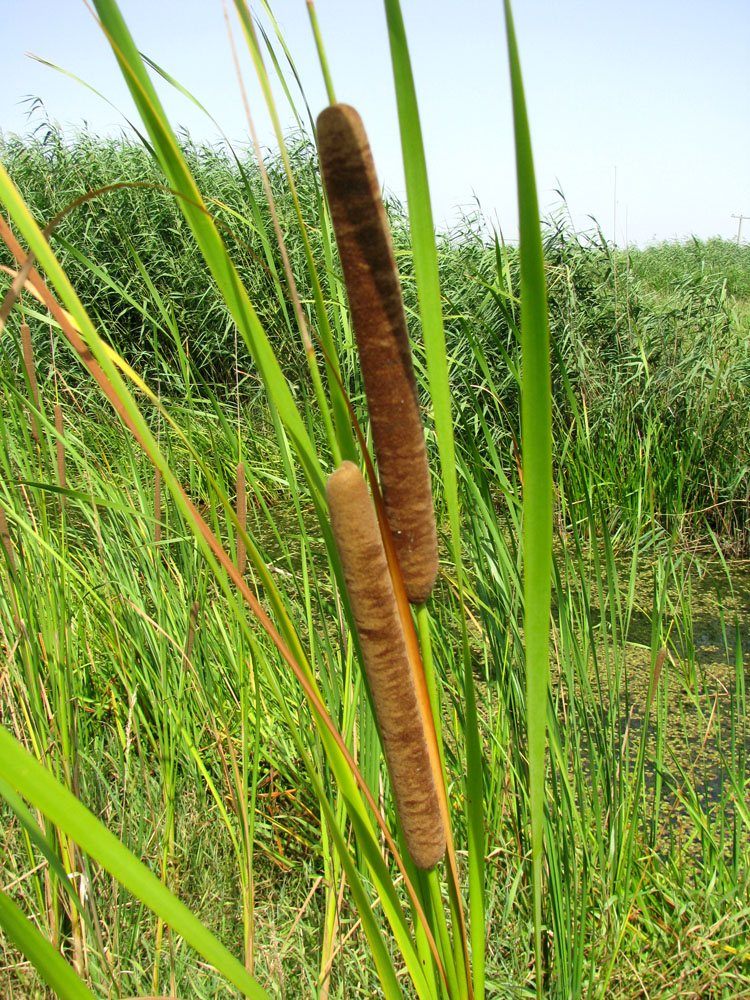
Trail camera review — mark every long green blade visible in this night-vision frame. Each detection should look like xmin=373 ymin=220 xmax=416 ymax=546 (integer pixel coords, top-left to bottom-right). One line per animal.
xmin=383 ymin=3 xmax=484 ymax=996
xmin=503 ymin=2 xmax=553 ymax=996
xmin=90 ymin=0 xmax=324 ymax=496
xmin=0 ymin=729 xmax=272 ymax=1000
xmin=0 ymin=890 xmax=98 ymax=1000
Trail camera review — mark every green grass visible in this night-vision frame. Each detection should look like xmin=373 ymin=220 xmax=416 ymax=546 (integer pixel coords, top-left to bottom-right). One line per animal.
xmin=3 ymin=129 xmax=749 ymax=555
xmin=1 ymin=1 xmax=749 ymax=998
xmin=1 ymin=385 xmax=749 ymax=997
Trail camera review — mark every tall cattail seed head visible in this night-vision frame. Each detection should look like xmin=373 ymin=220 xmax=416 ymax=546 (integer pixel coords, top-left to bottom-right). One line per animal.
xmin=318 ymin=105 xmax=438 ymax=605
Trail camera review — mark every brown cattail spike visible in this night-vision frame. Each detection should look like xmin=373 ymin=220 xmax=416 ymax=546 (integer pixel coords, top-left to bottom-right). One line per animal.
xmin=317 ymin=105 xmax=438 ymax=605
xmin=21 ymin=323 xmax=41 ymax=444
xmin=326 ymin=461 xmax=444 ymax=869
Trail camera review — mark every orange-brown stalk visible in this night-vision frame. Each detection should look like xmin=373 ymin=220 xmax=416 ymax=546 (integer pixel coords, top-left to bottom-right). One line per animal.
xmin=236 ymin=460 xmax=247 ymax=576
xmin=317 ymin=104 xmax=438 ymax=605
xmin=326 ymin=461 xmax=444 ymax=869
xmin=21 ymin=322 xmax=41 ymax=444
xmin=55 ymin=403 xmax=66 ymax=508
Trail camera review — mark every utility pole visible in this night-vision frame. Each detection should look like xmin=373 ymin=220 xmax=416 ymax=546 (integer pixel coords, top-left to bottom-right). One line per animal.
xmin=731 ymin=214 xmax=749 ymax=244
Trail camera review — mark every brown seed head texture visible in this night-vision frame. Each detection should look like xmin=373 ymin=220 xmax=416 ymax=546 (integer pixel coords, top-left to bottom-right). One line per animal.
xmin=317 ymin=104 xmax=438 ymax=605
xmin=326 ymin=462 xmax=445 ymax=869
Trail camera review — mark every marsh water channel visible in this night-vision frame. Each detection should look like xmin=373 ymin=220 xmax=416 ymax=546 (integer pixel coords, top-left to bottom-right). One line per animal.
xmin=252 ymin=486 xmax=748 ymax=859
xmin=552 ymin=546 xmax=750 ymax=858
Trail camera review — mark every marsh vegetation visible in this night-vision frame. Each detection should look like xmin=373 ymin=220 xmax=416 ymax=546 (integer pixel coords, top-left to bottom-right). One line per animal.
xmin=1 ymin=5 xmax=749 ymax=997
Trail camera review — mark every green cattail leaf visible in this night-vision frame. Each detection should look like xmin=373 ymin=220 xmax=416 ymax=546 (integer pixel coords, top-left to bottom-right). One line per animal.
xmin=383 ymin=2 xmax=483 ymax=995
xmin=0 ymin=728 xmax=272 ymax=1000
xmin=0 ymin=890 xmax=97 ymax=1000
xmin=503 ymin=1 xmax=554 ymax=996
xmin=91 ymin=0 xmax=324 ymax=497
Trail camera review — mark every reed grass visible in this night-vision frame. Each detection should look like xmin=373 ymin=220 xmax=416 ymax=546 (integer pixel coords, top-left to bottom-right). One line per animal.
xmin=4 ymin=130 xmax=748 ymax=554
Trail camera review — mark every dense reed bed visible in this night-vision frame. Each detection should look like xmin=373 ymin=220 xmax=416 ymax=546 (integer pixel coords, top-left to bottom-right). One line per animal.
xmin=4 ymin=127 xmax=750 ymax=555
xmin=1 ymin=2 xmax=749 ymax=998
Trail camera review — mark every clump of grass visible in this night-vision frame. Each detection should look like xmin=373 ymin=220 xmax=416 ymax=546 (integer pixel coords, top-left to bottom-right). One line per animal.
xmin=7 ymin=124 xmax=749 ymax=552
xmin=1 ymin=2 xmax=749 ymax=998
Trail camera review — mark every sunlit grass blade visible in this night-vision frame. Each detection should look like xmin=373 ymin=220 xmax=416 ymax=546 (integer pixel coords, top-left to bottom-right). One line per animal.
xmin=230 ymin=0 xmax=357 ymax=465
xmin=0 ymin=890 xmax=97 ymax=1000
xmin=0 ymin=728 xmax=272 ymax=1000
xmin=383 ymin=2 xmax=481 ymax=995
xmin=89 ymin=0 xmax=324 ymax=493
xmin=305 ymin=0 xmax=337 ymax=105
xmin=503 ymin=1 xmax=554 ymax=996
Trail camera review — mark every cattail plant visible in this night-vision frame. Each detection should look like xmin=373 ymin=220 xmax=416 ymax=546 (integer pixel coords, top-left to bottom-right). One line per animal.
xmin=326 ymin=461 xmax=444 ymax=870
xmin=317 ymin=104 xmax=438 ymax=606
xmin=21 ymin=322 xmax=41 ymax=444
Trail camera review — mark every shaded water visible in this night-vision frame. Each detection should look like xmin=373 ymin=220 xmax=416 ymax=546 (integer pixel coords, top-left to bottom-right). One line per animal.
xmin=564 ymin=550 xmax=750 ymax=855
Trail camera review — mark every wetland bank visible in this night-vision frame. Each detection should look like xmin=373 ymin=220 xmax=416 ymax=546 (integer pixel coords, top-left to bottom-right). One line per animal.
xmin=2 ymin=121 xmax=750 ymax=999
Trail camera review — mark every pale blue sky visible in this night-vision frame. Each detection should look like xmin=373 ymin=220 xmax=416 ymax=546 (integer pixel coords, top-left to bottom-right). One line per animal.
xmin=3 ymin=0 xmax=749 ymax=246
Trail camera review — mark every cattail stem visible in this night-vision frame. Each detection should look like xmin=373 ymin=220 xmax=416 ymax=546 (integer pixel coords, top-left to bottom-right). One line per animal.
xmin=21 ymin=322 xmax=41 ymax=444
xmin=317 ymin=104 xmax=438 ymax=605
xmin=236 ymin=461 xmax=247 ymax=576
xmin=55 ymin=403 xmax=66 ymax=509
xmin=327 ymin=461 xmax=444 ymax=869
